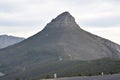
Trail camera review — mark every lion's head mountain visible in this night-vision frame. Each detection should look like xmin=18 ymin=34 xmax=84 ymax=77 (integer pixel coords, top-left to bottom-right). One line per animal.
xmin=0 ymin=12 xmax=120 ymax=80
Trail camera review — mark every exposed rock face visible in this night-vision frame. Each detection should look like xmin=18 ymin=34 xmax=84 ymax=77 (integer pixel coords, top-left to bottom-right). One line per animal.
xmin=0 ymin=12 xmax=120 ymax=80
xmin=51 ymin=12 xmax=75 ymax=24
xmin=0 ymin=35 xmax=24 ymax=48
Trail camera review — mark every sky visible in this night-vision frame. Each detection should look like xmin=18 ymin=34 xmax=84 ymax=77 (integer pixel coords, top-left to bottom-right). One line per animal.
xmin=0 ymin=0 xmax=120 ymax=44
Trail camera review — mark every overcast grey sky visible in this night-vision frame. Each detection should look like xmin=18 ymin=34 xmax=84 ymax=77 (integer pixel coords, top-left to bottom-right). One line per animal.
xmin=0 ymin=0 xmax=120 ymax=44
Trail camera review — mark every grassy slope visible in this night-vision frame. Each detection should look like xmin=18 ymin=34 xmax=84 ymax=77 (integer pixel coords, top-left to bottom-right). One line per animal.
xmin=3 ymin=58 xmax=119 ymax=80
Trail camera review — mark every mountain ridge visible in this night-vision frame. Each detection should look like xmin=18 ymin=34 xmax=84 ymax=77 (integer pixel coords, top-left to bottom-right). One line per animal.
xmin=0 ymin=35 xmax=24 ymax=49
xmin=0 ymin=12 xmax=120 ymax=80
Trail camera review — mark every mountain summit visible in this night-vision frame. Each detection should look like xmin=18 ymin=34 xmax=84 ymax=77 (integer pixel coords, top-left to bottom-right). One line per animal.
xmin=0 ymin=12 xmax=120 ymax=80
xmin=44 ymin=11 xmax=79 ymax=30
xmin=51 ymin=12 xmax=75 ymax=23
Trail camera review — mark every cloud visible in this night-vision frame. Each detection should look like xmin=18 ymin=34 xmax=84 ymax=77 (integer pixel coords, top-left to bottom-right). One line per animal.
xmin=0 ymin=0 xmax=120 ymax=28
xmin=0 ymin=20 xmax=40 ymax=26
xmin=81 ymin=16 xmax=120 ymax=27
xmin=0 ymin=0 xmax=27 ymax=13
xmin=0 ymin=3 xmax=16 ymax=13
xmin=0 ymin=0 xmax=120 ymax=24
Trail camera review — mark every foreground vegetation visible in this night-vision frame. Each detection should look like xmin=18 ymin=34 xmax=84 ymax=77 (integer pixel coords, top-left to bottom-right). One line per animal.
xmin=2 ymin=58 xmax=120 ymax=80
xmin=42 ymin=58 xmax=120 ymax=79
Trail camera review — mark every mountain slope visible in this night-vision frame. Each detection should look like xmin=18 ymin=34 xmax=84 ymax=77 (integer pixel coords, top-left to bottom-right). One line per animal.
xmin=0 ymin=12 xmax=120 ymax=80
xmin=0 ymin=35 xmax=24 ymax=49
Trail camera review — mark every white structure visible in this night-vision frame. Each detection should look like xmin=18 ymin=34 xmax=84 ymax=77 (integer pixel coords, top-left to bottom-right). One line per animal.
xmin=68 ymin=54 xmax=72 ymax=60
xmin=59 ymin=56 xmax=62 ymax=61
xmin=54 ymin=73 xmax=57 ymax=78
xmin=101 ymin=72 xmax=104 ymax=76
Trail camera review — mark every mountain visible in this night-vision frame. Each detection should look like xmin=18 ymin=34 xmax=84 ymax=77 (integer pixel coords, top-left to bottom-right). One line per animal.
xmin=0 ymin=12 xmax=120 ymax=80
xmin=0 ymin=35 xmax=24 ymax=49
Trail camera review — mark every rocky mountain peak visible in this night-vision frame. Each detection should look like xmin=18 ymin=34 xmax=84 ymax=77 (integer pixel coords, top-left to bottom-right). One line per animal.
xmin=44 ymin=11 xmax=79 ymax=30
xmin=51 ymin=11 xmax=75 ymax=24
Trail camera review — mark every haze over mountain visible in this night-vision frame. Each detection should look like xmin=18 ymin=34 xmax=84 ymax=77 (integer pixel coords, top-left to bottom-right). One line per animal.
xmin=0 ymin=35 xmax=24 ymax=49
xmin=0 ymin=12 xmax=120 ymax=80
